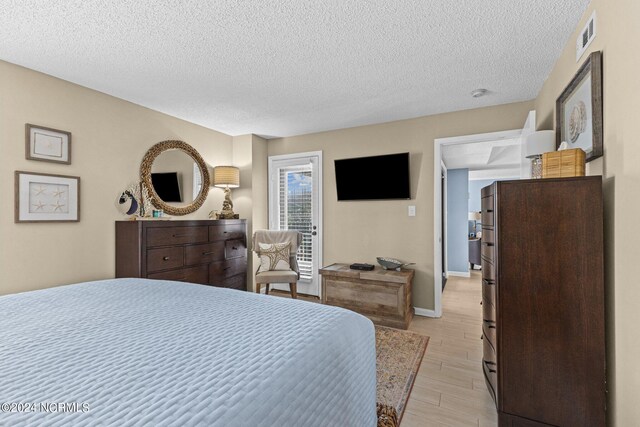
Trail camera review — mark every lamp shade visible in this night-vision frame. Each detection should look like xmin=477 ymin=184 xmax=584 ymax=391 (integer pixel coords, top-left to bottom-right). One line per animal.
xmin=468 ymin=211 xmax=482 ymax=221
xmin=523 ymin=130 xmax=556 ymax=158
xmin=213 ymin=166 xmax=240 ymax=188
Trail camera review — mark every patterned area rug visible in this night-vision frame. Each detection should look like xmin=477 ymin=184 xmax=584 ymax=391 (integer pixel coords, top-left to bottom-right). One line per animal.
xmin=376 ymin=326 xmax=429 ymax=426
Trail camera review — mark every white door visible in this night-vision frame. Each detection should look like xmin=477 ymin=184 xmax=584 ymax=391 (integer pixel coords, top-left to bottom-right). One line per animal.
xmin=268 ymin=152 xmax=323 ymax=297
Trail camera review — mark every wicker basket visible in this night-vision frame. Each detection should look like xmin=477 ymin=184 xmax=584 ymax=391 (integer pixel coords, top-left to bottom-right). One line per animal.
xmin=542 ymin=148 xmax=586 ymax=178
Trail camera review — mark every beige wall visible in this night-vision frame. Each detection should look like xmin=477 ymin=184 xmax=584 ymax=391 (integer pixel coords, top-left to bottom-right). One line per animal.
xmin=232 ymin=134 xmax=269 ymax=291
xmin=535 ymin=1 xmax=640 ymax=424
xmin=0 ymin=61 xmax=233 ymax=295
xmin=267 ymin=101 xmax=534 ymax=310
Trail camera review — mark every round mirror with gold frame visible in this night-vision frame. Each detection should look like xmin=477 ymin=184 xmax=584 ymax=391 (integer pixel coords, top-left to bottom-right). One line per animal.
xmin=140 ymin=140 xmax=210 ymax=216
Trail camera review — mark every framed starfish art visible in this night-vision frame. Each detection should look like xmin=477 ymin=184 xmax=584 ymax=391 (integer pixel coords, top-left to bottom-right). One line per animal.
xmin=25 ymin=124 xmax=72 ymax=164
xmin=15 ymin=171 xmax=80 ymax=223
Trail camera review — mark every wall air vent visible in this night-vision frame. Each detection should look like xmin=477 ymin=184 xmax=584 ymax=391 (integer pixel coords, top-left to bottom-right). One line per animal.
xmin=576 ymin=11 xmax=597 ymax=62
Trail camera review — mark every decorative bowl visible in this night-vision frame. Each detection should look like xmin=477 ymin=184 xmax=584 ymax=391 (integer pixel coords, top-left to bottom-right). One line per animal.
xmin=376 ymin=257 xmax=414 ymax=271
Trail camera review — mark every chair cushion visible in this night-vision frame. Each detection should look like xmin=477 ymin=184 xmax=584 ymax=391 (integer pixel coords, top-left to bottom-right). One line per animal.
xmin=255 ymin=270 xmax=298 ymax=284
xmin=257 ymin=242 xmax=292 ymax=273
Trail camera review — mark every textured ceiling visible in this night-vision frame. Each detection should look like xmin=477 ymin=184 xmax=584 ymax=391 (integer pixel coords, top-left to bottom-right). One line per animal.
xmin=0 ymin=0 xmax=589 ymax=138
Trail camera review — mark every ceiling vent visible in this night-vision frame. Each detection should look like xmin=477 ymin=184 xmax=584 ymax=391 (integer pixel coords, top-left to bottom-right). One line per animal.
xmin=576 ymin=11 xmax=597 ymax=62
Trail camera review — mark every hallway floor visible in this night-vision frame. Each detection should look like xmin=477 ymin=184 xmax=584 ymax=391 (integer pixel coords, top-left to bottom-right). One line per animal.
xmin=401 ymin=270 xmax=498 ymax=426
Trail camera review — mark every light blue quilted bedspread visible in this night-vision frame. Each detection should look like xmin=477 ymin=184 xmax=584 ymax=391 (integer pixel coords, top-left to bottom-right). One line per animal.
xmin=0 ymin=279 xmax=376 ymax=427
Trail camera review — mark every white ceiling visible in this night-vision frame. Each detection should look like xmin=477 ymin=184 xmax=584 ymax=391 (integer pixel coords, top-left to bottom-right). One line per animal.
xmin=0 ymin=0 xmax=589 ymax=138
xmin=442 ymin=138 xmax=521 ymax=178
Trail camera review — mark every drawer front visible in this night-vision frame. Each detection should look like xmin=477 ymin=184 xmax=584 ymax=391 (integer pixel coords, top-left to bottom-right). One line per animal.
xmin=210 ymin=274 xmax=246 ymax=291
xmin=482 ymin=279 xmax=496 ymax=310
xmin=481 ymin=195 xmax=495 ymax=226
xmin=185 ymin=242 xmax=225 ymax=265
xmin=481 ymin=241 xmax=495 ymax=262
xmin=482 ymin=298 xmax=496 ymax=323
xmin=481 ymin=228 xmax=495 ymax=244
xmin=482 ymin=259 xmax=495 ymax=280
xmin=147 ymin=247 xmax=184 ymax=272
xmin=483 ymin=359 xmax=498 ymax=404
xmin=147 ymin=226 xmax=208 ymax=247
xmin=209 ymin=225 xmax=246 ymax=242
xmin=483 ymin=320 xmax=497 ymax=348
xmin=483 ymin=335 xmax=497 ymax=364
xmin=210 ymin=257 xmax=247 ymax=279
xmin=147 ymin=265 xmax=209 ymax=284
xmin=324 ymin=277 xmax=404 ymax=316
xmin=224 ymin=239 xmax=247 ymax=260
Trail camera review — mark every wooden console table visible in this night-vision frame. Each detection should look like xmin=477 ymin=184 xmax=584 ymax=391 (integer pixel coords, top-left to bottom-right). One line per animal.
xmin=319 ymin=263 xmax=414 ymax=329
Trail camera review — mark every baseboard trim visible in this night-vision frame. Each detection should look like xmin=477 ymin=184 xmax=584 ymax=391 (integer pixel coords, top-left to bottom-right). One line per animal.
xmin=447 ymin=270 xmax=471 ymax=278
xmin=414 ymin=307 xmax=438 ymax=317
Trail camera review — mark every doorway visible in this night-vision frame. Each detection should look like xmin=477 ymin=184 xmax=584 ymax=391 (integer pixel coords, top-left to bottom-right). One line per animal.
xmin=433 ymin=127 xmax=528 ymax=317
xmin=268 ymin=152 xmax=323 ymax=297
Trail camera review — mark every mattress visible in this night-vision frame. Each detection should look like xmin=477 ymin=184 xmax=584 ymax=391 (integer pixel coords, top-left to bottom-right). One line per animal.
xmin=0 ymin=279 xmax=376 ymax=426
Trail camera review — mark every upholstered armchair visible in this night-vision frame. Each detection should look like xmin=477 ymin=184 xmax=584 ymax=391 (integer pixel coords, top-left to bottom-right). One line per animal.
xmin=252 ymin=230 xmax=303 ymax=299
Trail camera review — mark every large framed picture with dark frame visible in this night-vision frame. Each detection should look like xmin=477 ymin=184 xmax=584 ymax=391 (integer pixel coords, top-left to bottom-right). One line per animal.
xmin=555 ymin=51 xmax=603 ymax=162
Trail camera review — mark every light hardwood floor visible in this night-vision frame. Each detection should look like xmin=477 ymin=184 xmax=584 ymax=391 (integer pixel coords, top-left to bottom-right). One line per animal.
xmin=270 ymin=270 xmax=497 ymax=426
xmin=401 ymin=270 xmax=497 ymax=427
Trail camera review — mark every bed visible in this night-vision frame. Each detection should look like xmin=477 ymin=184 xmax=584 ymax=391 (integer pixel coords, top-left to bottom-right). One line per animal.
xmin=0 ymin=279 xmax=377 ymax=426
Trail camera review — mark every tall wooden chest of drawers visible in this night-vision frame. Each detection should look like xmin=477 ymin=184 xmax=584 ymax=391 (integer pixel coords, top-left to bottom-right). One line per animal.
xmin=481 ymin=177 xmax=605 ymax=427
xmin=116 ymin=219 xmax=247 ymax=290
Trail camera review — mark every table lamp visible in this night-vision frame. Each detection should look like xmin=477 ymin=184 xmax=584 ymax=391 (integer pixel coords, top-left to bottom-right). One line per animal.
xmin=212 ymin=166 xmax=240 ymax=219
xmin=524 ymin=130 xmax=556 ymax=179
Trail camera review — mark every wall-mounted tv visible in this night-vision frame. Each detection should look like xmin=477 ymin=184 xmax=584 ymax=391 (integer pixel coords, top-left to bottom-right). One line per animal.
xmin=334 ymin=152 xmax=411 ymax=201
xmin=151 ymin=172 xmax=182 ymax=202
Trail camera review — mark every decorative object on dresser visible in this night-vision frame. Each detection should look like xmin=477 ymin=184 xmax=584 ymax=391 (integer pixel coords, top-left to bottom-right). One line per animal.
xmin=376 ymin=257 xmax=414 ymax=271
xmin=117 ymin=182 xmax=153 ymax=218
xmin=556 ymin=50 xmax=603 ymax=162
xmin=140 ymin=140 xmax=211 ymax=216
xmin=116 ymin=219 xmax=247 ymax=290
xmin=25 ymin=123 xmax=71 ymax=164
xmin=319 ymin=263 xmax=414 ymax=329
xmin=211 ymin=165 xmax=240 ymax=219
xmin=523 ymin=130 xmax=556 ymax=179
xmin=542 ymin=147 xmax=586 ymax=178
xmin=252 ymin=230 xmax=303 ymax=298
xmin=15 ymin=171 xmax=80 ymax=223
xmin=480 ymin=176 xmax=605 ymax=427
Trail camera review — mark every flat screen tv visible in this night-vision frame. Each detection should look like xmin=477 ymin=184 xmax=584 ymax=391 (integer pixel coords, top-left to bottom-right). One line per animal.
xmin=151 ymin=172 xmax=182 ymax=202
xmin=334 ymin=152 xmax=410 ymax=201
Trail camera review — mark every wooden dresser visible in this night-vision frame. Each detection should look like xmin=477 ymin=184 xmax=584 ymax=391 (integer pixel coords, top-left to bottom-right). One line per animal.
xmin=116 ymin=219 xmax=247 ymax=290
xmin=481 ymin=177 xmax=605 ymax=426
xmin=319 ymin=263 xmax=414 ymax=329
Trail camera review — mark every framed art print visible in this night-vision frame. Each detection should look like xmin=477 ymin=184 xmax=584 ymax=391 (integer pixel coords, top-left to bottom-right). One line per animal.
xmin=25 ymin=124 xmax=72 ymax=164
xmin=555 ymin=51 xmax=603 ymax=162
xmin=15 ymin=171 xmax=80 ymax=223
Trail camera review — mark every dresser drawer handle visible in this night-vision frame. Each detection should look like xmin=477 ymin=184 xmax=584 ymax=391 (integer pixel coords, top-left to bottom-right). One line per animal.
xmin=483 ymin=360 xmax=497 ymax=374
xmin=223 ymin=267 xmax=231 ymax=271
xmin=483 ymin=242 xmax=494 ymax=247
xmin=484 ymin=209 xmax=494 ymax=213
xmin=231 ymin=246 xmax=238 ymax=250
xmin=202 ymin=251 xmax=216 ymax=255
xmin=482 ymin=279 xmax=495 ymax=285
xmin=173 ymin=234 xmax=190 ymax=238
xmin=483 ymin=321 xmax=496 ymax=329
xmin=163 ymin=256 xmax=170 ymax=261
xmin=223 ymin=231 xmax=228 ymax=234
